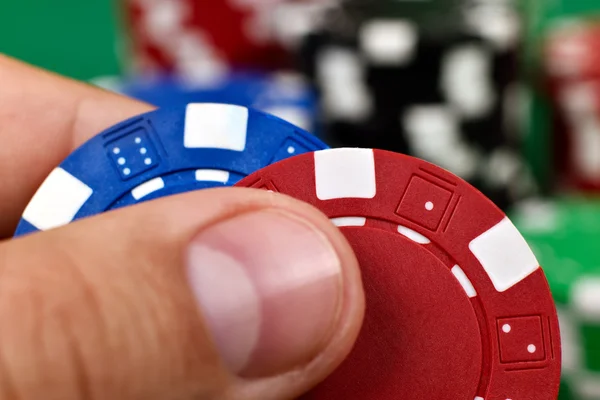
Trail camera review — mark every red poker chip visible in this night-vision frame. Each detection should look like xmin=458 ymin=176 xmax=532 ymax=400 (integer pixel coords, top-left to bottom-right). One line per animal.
xmin=546 ymin=21 xmax=600 ymax=81
xmin=235 ymin=148 xmax=561 ymax=399
xmin=126 ymin=0 xmax=292 ymax=74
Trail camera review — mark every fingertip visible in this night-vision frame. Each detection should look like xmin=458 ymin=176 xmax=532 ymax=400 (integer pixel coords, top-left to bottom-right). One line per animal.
xmin=1 ymin=188 xmax=366 ymax=400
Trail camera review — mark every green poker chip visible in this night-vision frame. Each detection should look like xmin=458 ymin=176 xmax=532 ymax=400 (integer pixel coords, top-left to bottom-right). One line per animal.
xmin=559 ymin=379 xmax=576 ymax=400
xmin=511 ymin=198 xmax=600 ymax=306
xmin=511 ymin=197 xmax=600 ymax=398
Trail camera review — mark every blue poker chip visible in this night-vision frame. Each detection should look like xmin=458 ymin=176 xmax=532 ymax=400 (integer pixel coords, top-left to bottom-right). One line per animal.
xmin=14 ymin=103 xmax=328 ymax=237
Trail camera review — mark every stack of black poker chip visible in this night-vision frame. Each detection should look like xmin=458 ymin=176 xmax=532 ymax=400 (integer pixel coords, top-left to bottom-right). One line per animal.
xmin=295 ymin=0 xmax=536 ymax=210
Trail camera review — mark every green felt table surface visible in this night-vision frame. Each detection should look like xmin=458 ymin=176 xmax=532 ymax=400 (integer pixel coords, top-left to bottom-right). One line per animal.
xmin=0 ymin=0 xmax=124 ymax=80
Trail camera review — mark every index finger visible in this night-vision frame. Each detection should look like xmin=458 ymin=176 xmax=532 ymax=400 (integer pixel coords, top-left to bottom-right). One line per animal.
xmin=0 ymin=55 xmax=154 ymax=237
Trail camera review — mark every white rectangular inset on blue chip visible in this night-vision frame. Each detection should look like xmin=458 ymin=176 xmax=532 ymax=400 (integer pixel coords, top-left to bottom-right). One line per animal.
xmin=314 ymin=148 xmax=376 ymax=200
xmin=132 ymin=178 xmax=165 ymax=200
xmin=195 ymin=169 xmax=230 ymax=183
xmin=469 ymin=217 xmax=539 ymax=292
xmin=184 ymin=103 xmax=248 ymax=151
xmin=22 ymin=168 xmax=93 ymax=231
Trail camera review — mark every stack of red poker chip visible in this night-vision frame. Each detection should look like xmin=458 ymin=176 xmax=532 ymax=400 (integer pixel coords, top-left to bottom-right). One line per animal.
xmin=124 ymin=0 xmax=333 ymax=79
xmin=545 ymin=20 xmax=600 ymax=191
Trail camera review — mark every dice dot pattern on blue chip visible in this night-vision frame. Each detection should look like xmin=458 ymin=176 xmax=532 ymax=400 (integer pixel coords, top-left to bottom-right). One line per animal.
xmin=107 ymin=130 xmax=160 ymax=179
xmin=15 ymin=103 xmax=328 ymax=237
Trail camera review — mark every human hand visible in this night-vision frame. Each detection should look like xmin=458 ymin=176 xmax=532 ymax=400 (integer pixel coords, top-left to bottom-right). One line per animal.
xmin=0 ymin=55 xmax=365 ymax=400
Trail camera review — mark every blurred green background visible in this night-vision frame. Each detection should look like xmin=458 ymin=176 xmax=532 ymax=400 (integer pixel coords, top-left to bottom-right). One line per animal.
xmin=0 ymin=0 xmax=122 ymax=80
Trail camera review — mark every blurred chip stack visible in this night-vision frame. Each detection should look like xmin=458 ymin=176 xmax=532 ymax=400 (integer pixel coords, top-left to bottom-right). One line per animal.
xmin=512 ymin=198 xmax=600 ymax=400
xmin=545 ymin=20 xmax=600 ymax=192
xmin=117 ymin=0 xmax=339 ymax=139
xmin=124 ymin=0 xmax=337 ymax=79
xmin=119 ymin=0 xmax=539 ymax=211
xmin=294 ymin=0 xmax=535 ymax=210
xmin=126 ymin=0 xmax=284 ymax=77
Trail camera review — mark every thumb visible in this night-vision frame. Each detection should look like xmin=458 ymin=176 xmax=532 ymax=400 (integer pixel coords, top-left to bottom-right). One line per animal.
xmin=0 ymin=188 xmax=364 ymax=400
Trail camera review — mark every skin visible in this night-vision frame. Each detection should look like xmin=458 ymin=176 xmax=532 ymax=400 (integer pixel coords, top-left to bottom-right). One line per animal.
xmin=0 ymin=55 xmax=365 ymax=400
